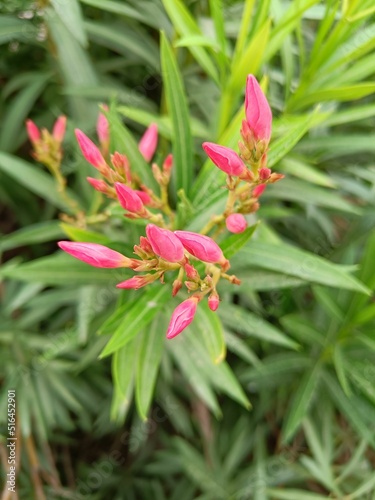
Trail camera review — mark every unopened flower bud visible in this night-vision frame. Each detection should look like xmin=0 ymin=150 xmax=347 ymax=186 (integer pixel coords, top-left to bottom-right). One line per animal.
xmin=97 ymin=105 xmax=109 ymax=145
xmin=259 ymin=167 xmax=271 ymax=180
xmin=253 ymin=184 xmax=266 ymax=197
xmin=116 ymin=273 xmax=160 ymax=290
xmin=52 ymin=116 xmax=67 ymax=143
xmin=146 ymin=224 xmax=185 ymax=263
xmin=185 ymin=281 xmax=199 ymax=291
xmin=139 ymin=236 xmax=154 ymax=254
xmin=87 ymin=177 xmax=109 ymax=193
xmin=269 ymin=173 xmax=285 ymax=183
xmin=208 ymin=292 xmax=220 ymax=311
xmin=226 ymin=214 xmax=247 ymax=234
xmin=163 ymin=153 xmax=173 ymax=173
xmin=245 ymin=74 xmax=272 ymax=144
xmin=152 ymin=163 xmax=163 ymax=184
xmin=139 ymin=123 xmax=158 ymax=162
xmin=172 ymin=279 xmax=183 ymax=297
xmin=58 ymin=241 xmax=131 ymax=268
xmin=115 ymin=182 xmax=146 ymax=214
xmin=26 ymin=119 xmax=41 ymax=145
xmin=166 ymin=296 xmax=199 ymax=339
xmin=184 ymin=263 xmax=199 ymax=280
xmin=202 ymin=142 xmax=246 ymax=177
xmin=135 ymin=190 xmax=152 ymax=205
xmin=111 ymin=152 xmax=131 ymax=183
xmin=75 ymin=129 xmax=110 ymax=176
xmin=175 ymin=230 xmax=226 ymax=264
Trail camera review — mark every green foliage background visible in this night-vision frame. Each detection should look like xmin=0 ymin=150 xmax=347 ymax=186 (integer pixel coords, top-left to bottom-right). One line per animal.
xmin=1 ymin=0 xmax=375 ymax=498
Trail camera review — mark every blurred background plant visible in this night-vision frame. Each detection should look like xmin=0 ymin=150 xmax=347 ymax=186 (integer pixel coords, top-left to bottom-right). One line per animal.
xmin=1 ymin=0 xmax=375 ymax=498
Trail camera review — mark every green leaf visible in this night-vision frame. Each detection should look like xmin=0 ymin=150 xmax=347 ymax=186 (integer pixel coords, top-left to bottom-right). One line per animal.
xmin=0 ymin=152 xmax=80 ymax=213
xmin=219 ymin=303 xmax=300 ymax=350
xmin=228 ymin=20 xmax=270 ymax=93
xmin=194 ymin=301 xmax=226 ymax=364
xmin=112 ymin=336 xmax=138 ymax=397
xmin=160 ymin=32 xmax=193 ymax=195
xmin=0 ymin=15 xmax=37 ymax=44
xmin=267 ymin=490 xmax=331 ymax=500
xmin=220 ymin=223 xmax=259 ymax=259
xmin=0 ymin=73 xmax=51 ymax=152
xmin=45 ymin=7 xmax=98 ymax=124
xmin=265 ymin=178 xmax=360 ymax=214
xmin=51 ymin=0 xmax=87 ymax=47
xmin=161 ymin=0 xmax=219 ymax=83
xmin=282 ymin=361 xmax=322 ymax=442
xmin=100 ymin=286 xmax=171 ymax=358
xmin=0 ymin=222 xmax=64 ymax=252
xmin=60 ymin=224 xmax=112 ymax=245
xmin=237 ymin=241 xmax=371 ymax=294
xmin=85 ymin=20 xmax=159 ymax=70
xmin=289 ymin=83 xmax=375 ymax=111
xmin=136 ymin=315 xmax=166 ymax=420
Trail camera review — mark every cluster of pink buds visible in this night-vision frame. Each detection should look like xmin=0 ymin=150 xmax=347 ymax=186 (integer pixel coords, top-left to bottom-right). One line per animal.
xmin=58 ymin=223 xmax=238 ymax=338
xmin=57 ymin=74 xmax=283 ymax=340
xmin=75 ymin=115 xmax=176 ymax=225
xmin=26 ymin=116 xmax=67 ymax=172
xmin=202 ymin=75 xmax=283 ymax=235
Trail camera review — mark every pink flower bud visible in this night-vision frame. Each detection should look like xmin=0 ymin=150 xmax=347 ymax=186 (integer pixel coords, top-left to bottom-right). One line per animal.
xmin=163 ymin=153 xmax=173 ymax=173
xmin=52 ymin=116 xmax=67 ymax=143
xmin=202 ymin=142 xmax=246 ymax=177
xmin=138 ymin=123 xmax=158 ymax=162
xmin=115 ymin=182 xmax=145 ymax=214
xmin=225 ymin=214 xmax=247 ymax=234
xmin=259 ymin=167 xmax=271 ymax=180
xmin=166 ymin=297 xmax=199 ymax=339
xmin=134 ymin=190 xmax=152 ymax=205
xmin=245 ymin=74 xmax=272 ymax=144
xmin=97 ymin=105 xmax=109 ymax=145
xmin=146 ymin=224 xmax=185 ymax=263
xmin=116 ymin=274 xmax=155 ymax=290
xmin=253 ymin=184 xmax=266 ymax=197
xmin=75 ymin=129 xmax=109 ymax=174
xmin=111 ymin=152 xmax=131 ymax=183
xmin=26 ymin=119 xmax=40 ymax=144
xmin=208 ymin=292 xmax=220 ymax=311
xmin=58 ymin=241 xmax=131 ymax=268
xmin=174 ymin=230 xmax=225 ymax=264
xmin=87 ymin=177 xmax=109 ymax=193
xmin=172 ymin=279 xmax=183 ymax=297
xmin=184 ymin=263 xmax=199 ymax=280
xmin=139 ymin=236 xmax=154 ymax=254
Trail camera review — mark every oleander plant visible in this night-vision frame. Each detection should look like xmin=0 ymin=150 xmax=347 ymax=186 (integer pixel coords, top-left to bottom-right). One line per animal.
xmin=1 ymin=0 xmax=375 ymax=499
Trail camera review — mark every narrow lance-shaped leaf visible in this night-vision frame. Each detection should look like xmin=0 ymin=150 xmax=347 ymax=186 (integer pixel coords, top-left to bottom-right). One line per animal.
xmin=160 ymin=32 xmax=193 ymax=195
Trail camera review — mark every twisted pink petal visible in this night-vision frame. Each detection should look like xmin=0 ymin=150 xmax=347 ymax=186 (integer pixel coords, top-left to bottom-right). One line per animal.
xmin=146 ymin=224 xmax=185 ymax=263
xmin=202 ymin=142 xmax=246 ymax=176
xmin=58 ymin=241 xmax=131 ymax=268
xmin=26 ymin=119 xmax=40 ymax=144
xmin=75 ymin=129 xmax=107 ymax=171
xmin=245 ymin=75 xmax=272 ymax=143
xmin=52 ymin=116 xmax=67 ymax=143
xmin=138 ymin=123 xmax=158 ymax=162
xmin=166 ymin=297 xmax=199 ymax=339
xmin=115 ymin=183 xmax=145 ymax=214
xmin=174 ymin=230 xmax=224 ymax=263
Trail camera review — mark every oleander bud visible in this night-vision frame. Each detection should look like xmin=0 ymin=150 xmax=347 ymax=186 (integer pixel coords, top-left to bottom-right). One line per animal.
xmin=146 ymin=224 xmax=185 ymax=263
xmin=166 ymin=296 xmax=199 ymax=339
xmin=225 ymin=213 xmax=247 ymax=234
xmin=138 ymin=123 xmax=158 ymax=162
xmin=202 ymin=142 xmax=247 ymax=177
xmin=58 ymin=241 xmax=132 ymax=268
